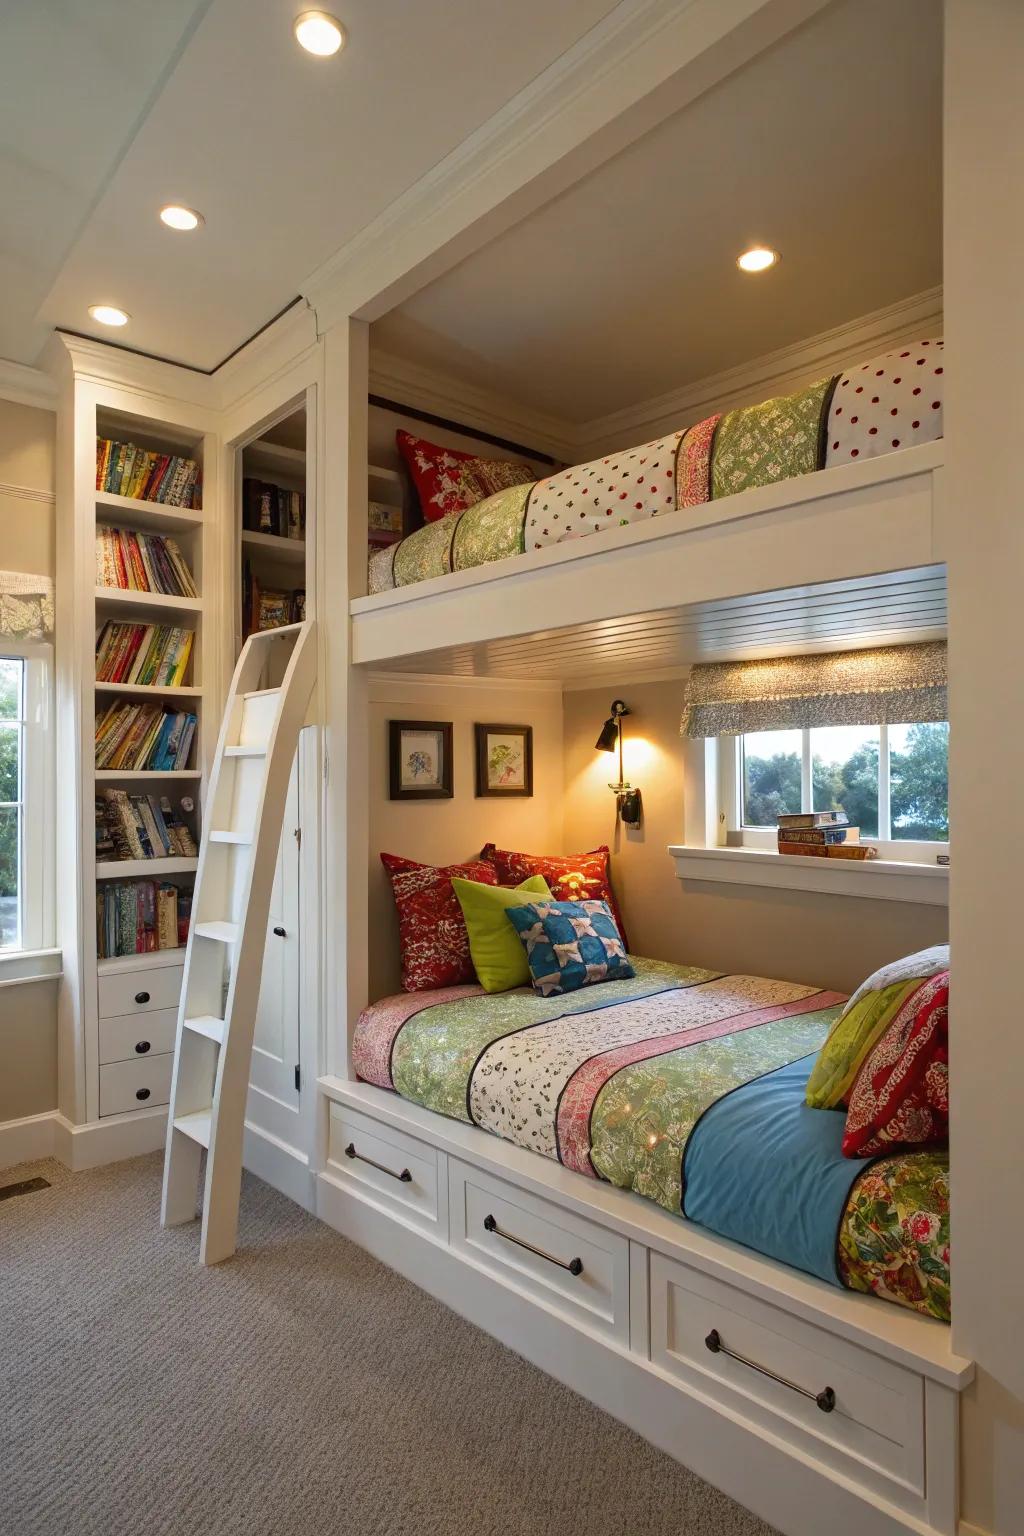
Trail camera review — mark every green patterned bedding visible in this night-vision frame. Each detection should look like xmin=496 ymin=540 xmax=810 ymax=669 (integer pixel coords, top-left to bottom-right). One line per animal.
xmin=353 ymin=957 xmax=951 ymax=1321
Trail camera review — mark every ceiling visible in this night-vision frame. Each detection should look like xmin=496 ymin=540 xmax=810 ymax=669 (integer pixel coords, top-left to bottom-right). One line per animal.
xmin=371 ymin=0 xmax=943 ymax=424
xmin=0 ymin=0 xmax=622 ymax=370
xmin=369 ymin=567 xmax=948 ymax=684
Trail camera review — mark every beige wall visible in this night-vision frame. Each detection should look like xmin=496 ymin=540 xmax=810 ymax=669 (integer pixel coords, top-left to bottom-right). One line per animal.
xmin=563 ymin=676 xmax=948 ymax=996
xmin=367 ymin=676 xmax=564 ymax=999
xmin=0 ymin=398 xmax=58 ymax=1124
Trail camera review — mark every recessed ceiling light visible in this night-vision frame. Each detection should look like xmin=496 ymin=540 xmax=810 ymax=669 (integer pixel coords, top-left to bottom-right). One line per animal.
xmin=737 ymin=247 xmax=780 ymax=273
xmin=160 ymin=204 xmax=203 ymax=231
xmin=294 ymin=10 xmax=345 ymax=56
xmin=88 ymin=304 xmax=130 ymax=327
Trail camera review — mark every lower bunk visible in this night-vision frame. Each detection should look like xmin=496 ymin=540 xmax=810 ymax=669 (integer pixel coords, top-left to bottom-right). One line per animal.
xmin=316 ymin=956 xmax=970 ymax=1536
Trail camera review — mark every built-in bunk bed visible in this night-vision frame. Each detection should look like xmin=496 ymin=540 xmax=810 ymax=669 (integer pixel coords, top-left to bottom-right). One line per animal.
xmin=323 ymin=337 xmax=965 ymax=1536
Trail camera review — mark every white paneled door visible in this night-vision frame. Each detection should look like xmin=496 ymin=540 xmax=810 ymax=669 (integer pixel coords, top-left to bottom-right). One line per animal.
xmin=248 ymin=750 xmax=301 ymax=1112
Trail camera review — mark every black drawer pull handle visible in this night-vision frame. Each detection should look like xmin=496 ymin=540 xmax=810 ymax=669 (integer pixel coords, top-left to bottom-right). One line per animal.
xmin=134 ymin=991 xmax=150 ymax=1005
xmin=135 ymin=1088 xmax=151 ymax=1102
xmin=704 ymin=1329 xmax=836 ymax=1414
xmin=482 ymin=1213 xmax=584 ymax=1277
xmin=344 ymin=1142 xmax=411 ymax=1183
xmin=134 ymin=1040 xmax=151 ymax=1055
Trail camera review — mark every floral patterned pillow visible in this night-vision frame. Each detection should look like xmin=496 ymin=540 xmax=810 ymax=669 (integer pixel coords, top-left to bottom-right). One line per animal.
xmin=479 ymin=842 xmax=628 ymax=949
xmin=381 ymin=852 xmax=498 ymax=991
xmin=842 ymin=969 xmax=949 ymax=1157
xmin=396 ymin=431 xmax=533 ymax=523
xmin=505 ymin=899 xmax=634 ymax=998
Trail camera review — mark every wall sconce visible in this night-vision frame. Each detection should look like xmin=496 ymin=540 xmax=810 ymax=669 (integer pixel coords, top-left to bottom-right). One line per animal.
xmin=595 ymin=699 xmax=643 ymax=827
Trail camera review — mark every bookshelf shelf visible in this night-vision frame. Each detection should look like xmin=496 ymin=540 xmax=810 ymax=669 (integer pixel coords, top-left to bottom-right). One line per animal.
xmin=96 ymin=857 xmax=199 ymax=879
xmin=96 ymin=949 xmax=185 ymax=976
xmin=95 ymin=491 xmax=203 ymax=534
xmin=94 ymin=681 xmax=202 ymax=700
xmin=95 ymin=586 xmax=203 ymax=619
xmin=94 ymin=769 xmax=201 ymax=782
xmin=241 ymin=529 xmax=306 ymax=565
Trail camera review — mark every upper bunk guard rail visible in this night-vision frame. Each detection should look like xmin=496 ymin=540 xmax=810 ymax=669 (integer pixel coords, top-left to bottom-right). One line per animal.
xmin=160 ymin=620 xmax=316 ymax=1265
xmin=350 ymin=442 xmax=945 ymax=668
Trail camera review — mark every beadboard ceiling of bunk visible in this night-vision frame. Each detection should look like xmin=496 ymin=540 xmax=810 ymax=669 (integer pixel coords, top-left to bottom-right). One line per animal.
xmin=371 ymin=0 xmax=942 ymax=425
xmin=367 ymin=566 xmax=947 ymax=685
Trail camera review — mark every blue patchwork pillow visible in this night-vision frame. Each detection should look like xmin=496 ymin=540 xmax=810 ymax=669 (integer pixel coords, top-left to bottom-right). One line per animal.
xmin=505 ymin=899 xmax=634 ymax=997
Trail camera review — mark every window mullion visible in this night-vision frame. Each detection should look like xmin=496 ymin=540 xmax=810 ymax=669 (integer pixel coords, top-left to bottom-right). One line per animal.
xmin=801 ymin=728 xmax=812 ymax=812
xmin=878 ymin=723 xmax=891 ymax=840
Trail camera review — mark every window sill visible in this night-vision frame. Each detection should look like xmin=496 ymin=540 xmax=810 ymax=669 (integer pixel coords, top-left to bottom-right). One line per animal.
xmin=667 ymin=846 xmax=948 ymax=906
xmin=0 ymin=947 xmax=63 ymax=987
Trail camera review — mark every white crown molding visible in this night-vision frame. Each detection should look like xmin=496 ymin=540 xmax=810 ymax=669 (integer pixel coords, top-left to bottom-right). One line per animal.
xmin=305 ymin=0 xmax=829 ymax=331
xmin=0 ymin=480 xmax=55 ymax=506
xmin=579 ymin=286 xmax=945 ymax=456
xmin=369 ymin=347 xmax=575 ymax=464
xmin=44 ymin=332 xmax=220 ymax=420
xmin=213 ymin=302 xmax=319 ymax=416
xmin=367 ymin=669 xmax=562 ymax=696
xmin=0 ymin=358 xmax=57 ymax=412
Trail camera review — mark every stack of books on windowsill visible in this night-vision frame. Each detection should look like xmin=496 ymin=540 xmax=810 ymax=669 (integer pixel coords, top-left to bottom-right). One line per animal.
xmin=776 ymin=811 xmax=878 ymax=860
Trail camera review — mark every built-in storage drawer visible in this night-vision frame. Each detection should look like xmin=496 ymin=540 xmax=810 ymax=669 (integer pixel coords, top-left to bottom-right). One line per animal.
xmin=99 ymin=1008 xmax=178 ymax=1065
xmin=98 ymin=964 xmax=183 ymax=1020
xmin=648 ymin=1251 xmax=925 ymax=1501
xmin=449 ymin=1159 xmax=629 ymax=1344
xmin=99 ymin=1053 xmax=174 ymax=1117
xmin=327 ymin=1104 xmax=443 ymax=1233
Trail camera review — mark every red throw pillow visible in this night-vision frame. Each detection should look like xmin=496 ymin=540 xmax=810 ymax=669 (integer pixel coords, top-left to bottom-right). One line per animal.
xmin=842 ymin=970 xmax=949 ymax=1157
xmin=381 ymin=852 xmax=497 ymax=991
xmin=479 ymin=842 xmax=628 ymax=950
xmin=396 ymin=430 xmax=533 ymax=523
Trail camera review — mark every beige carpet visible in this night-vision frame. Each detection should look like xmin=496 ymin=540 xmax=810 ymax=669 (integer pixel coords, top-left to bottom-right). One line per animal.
xmin=1 ymin=1153 xmax=778 ymax=1536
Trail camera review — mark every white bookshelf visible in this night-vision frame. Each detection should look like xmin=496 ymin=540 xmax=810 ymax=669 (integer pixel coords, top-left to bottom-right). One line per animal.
xmin=52 ymin=350 xmax=220 ymax=1130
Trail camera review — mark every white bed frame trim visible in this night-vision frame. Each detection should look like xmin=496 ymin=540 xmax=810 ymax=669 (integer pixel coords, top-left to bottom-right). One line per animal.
xmin=316 ymin=1074 xmax=970 ymax=1536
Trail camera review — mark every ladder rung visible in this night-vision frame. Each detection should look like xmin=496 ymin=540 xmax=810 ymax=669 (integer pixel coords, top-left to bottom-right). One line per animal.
xmin=208 ymin=830 xmax=252 ymax=845
xmin=183 ymin=1015 xmax=225 ymax=1045
xmin=224 ymin=746 xmax=266 ymax=758
xmin=173 ymin=1110 xmax=212 ymax=1149
xmin=240 ymin=688 xmax=281 ymax=701
xmin=193 ymin=920 xmax=239 ymax=944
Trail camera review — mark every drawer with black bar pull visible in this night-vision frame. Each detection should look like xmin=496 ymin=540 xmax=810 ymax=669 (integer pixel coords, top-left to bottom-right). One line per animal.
xmin=327 ymin=1103 xmax=444 ymax=1234
xmin=449 ymin=1159 xmax=630 ymax=1344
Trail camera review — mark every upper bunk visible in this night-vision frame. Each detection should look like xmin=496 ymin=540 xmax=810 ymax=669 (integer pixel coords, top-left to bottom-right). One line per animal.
xmin=352 ymin=438 xmax=944 ymax=671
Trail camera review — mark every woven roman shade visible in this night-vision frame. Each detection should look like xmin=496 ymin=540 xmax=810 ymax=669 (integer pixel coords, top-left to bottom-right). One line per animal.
xmin=679 ymin=641 xmax=947 ymax=738
xmin=0 ymin=571 xmax=53 ymax=640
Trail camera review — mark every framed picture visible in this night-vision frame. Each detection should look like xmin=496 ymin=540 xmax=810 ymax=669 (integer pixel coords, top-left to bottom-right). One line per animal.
xmin=475 ymin=723 xmax=533 ymax=797
xmin=388 ymin=720 xmax=453 ymax=800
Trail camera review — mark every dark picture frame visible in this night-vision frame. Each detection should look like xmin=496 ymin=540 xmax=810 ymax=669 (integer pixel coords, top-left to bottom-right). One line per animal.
xmin=388 ymin=720 xmax=453 ymax=800
xmin=474 ymin=723 xmax=534 ymax=798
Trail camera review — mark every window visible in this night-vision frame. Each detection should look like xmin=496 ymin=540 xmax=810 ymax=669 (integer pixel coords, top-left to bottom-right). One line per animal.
xmin=0 ymin=646 xmax=54 ymax=953
xmin=725 ymin=721 xmax=949 ymax=862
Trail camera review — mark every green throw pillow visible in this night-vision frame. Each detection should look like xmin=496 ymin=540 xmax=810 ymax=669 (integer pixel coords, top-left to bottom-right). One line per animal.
xmin=452 ymin=874 xmax=552 ymax=993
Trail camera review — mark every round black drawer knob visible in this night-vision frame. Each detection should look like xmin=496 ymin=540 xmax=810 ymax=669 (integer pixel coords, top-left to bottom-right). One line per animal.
xmin=134 ymin=991 xmax=151 ymax=1005
xmin=273 ymin=926 xmax=286 ymax=938
xmin=135 ymin=1041 xmax=151 ymax=1055
xmin=135 ymin=1088 xmax=151 ymax=1101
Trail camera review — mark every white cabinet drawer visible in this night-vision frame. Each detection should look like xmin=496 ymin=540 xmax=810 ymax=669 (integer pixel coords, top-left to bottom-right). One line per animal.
xmin=99 ymin=1054 xmax=173 ymax=1117
xmin=327 ymin=1104 xmax=443 ymax=1233
xmin=98 ymin=964 xmax=183 ymax=1020
xmin=449 ymin=1159 xmax=629 ymax=1344
xmin=649 ymin=1251 xmax=925 ymax=1500
xmin=99 ymin=1008 xmax=178 ymax=1065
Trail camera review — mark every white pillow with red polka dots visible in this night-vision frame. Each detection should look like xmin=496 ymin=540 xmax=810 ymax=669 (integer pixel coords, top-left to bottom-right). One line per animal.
xmin=826 ymin=339 xmax=944 ymax=468
xmin=524 ymin=430 xmax=684 ymax=549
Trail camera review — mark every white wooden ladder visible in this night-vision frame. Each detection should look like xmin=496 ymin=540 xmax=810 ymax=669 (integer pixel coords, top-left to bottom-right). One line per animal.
xmin=161 ymin=620 xmax=316 ymax=1264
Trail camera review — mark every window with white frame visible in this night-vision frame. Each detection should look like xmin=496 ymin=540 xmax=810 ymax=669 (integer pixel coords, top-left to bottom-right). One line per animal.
xmin=0 ymin=645 xmax=54 ymax=953
xmin=720 ymin=720 xmax=949 ymax=863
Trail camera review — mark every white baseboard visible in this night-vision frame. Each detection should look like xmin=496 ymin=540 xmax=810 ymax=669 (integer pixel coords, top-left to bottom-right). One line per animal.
xmin=243 ymin=1120 xmax=315 ymax=1212
xmin=52 ymin=1106 xmax=167 ymax=1170
xmin=0 ymin=1110 xmax=59 ymax=1171
xmin=316 ymin=1172 xmax=934 ymax=1536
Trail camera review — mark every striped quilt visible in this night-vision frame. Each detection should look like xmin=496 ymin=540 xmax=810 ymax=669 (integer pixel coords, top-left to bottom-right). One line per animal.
xmin=353 ymin=958 xmax=951 ymax=1319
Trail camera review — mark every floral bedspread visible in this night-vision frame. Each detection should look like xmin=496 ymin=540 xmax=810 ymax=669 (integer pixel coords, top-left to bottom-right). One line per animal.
xmin=353 ymin=960 xmax=950 ymax=1322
